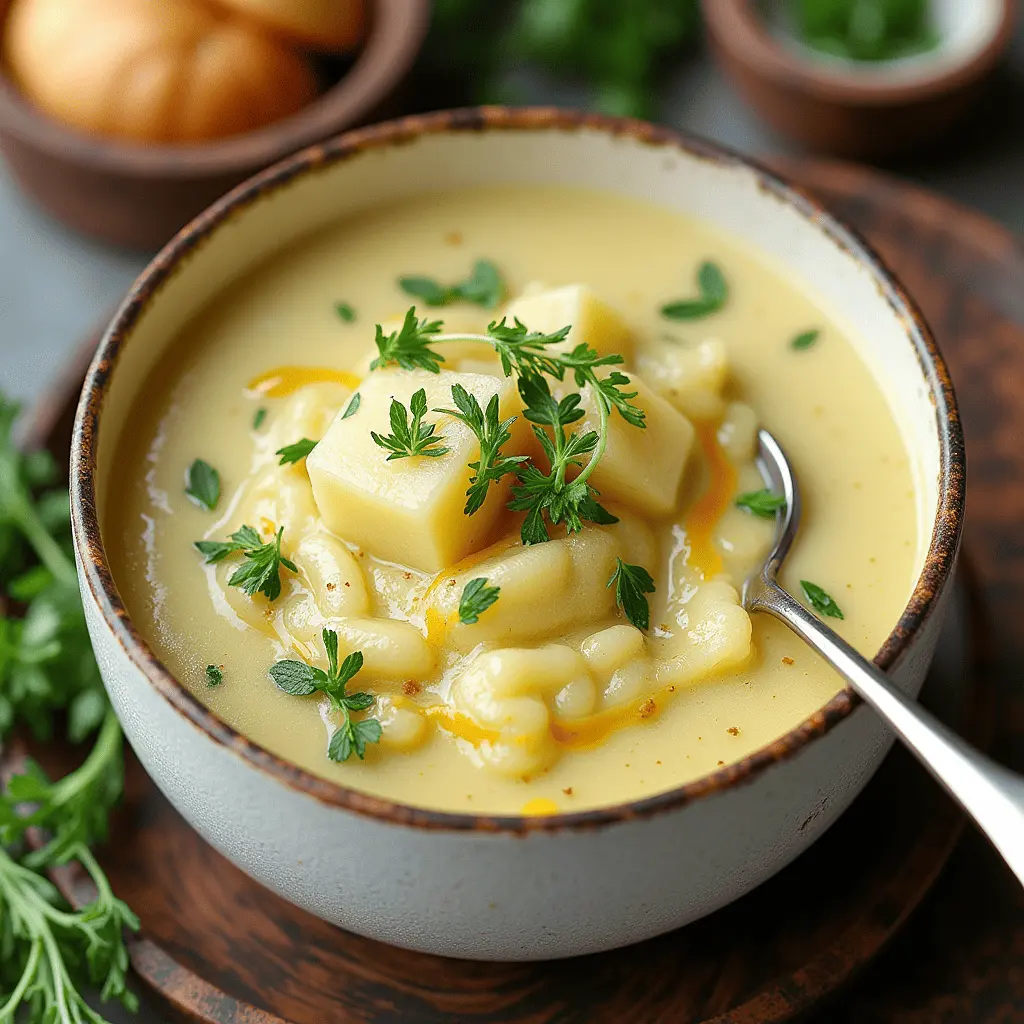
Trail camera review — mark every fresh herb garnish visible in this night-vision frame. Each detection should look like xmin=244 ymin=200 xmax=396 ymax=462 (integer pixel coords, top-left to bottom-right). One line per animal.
xmin=458 ymin=577 xmax=501 ymax=625
xmin=0 ymin=395 xmax=138 ymax=1021
xmin=335 ymin=302 xmax=357 ymax=322
xmin=195 ymin=524 xmax=297 ymax=601
xmin=371 ymin=388 xmax=450 ymax=461
xmin=277 ymin=438 xmax=318 ymax=465
xmin=206 ymin=664 xmax=223 ymax=687
xmin=342 ymin=392 xmax=361 ymax=419
xmin=800 ymin=580 xmax=844 ymax=619
xmin=369 ymin=308 xmax=646 ymax=545
xmin=253 ymin=407 xmax=267 ymax=429
xmin=370 ymin=308 xmax=446 ymax=373
xmin=508 ymin=374 xmax=618 ymax=544
xmin=399 ymin=258 xmax=506 ymax=310
xmin=661 ymin=261 xmax=728 ymax=321
xmin=184 ymin=458 xmax=220 ymax=511
xmin=269 ymin=628 xmax=381 ymax=762
xmin=791 ymin=329 xmax=820 ymax=350
xmin=735 ymin=489 xmax=787 ymax=519
xmin=607 ymin=558 xmax=656 ymax=631
xmin=434 ymin=383 xmax=528 ymax=514
xmin=794 ymin=0 xmax=937 ymax=62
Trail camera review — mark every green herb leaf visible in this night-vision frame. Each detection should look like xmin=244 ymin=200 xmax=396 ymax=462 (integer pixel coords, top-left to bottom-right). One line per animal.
xmin=253 ymin=407 xmax=267 ymax=429
xmin=206 ymin=664 xmax=223 ymax=687
xmin=342 ymin=392 xmax=361 ymax=419
xmin=459 ymin=577 xmax=501 ymax=625
xmin=269 ymin=659 xmax=323 ymax=695
xmin=184 ymin=458 xmax=220 ymax=511
xmin=276 ymin=438 xmax=318 ymax=465
xmin=371 ymin=307 xmax=446 ymax=373
xmin=335 ymin=302 xmax=357 ymax=322
xmin=371 ymin=388 xmax=450 ymax=461
xmin=270 ymin=632 xmax=380 ymax=763
xmin=735 ymin=489 xmax=787 ymax=519
xmin=661 ymin=261 xmax=728 ymax=321
xmin=435 ymin=384 xmax=528 ymax=514
xmin=800 ymin=580 xmax=844 ymax=620
xmin=196 ymin=524 xmax=296 ymax=601
xmin=791 ymin=329 xmax=820 ymax=350
xmin=607 ymin=558 xmax=656 ymax=631
xmin=399 ymin=259 xmax=506 ymax=309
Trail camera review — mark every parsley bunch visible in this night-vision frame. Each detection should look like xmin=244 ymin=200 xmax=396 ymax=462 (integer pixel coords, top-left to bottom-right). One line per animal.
xmin=0 ymin=396 xmax=137 ymax=1021
xmin=370 ymin=388 xmax=450 ymax=461
xmin=270 ymin=629 xmax=381 ymax=762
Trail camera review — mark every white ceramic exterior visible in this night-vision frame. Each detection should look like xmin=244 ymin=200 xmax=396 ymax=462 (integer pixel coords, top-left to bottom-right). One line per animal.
xmin=71 ymin=111 xmax=962 ymax=961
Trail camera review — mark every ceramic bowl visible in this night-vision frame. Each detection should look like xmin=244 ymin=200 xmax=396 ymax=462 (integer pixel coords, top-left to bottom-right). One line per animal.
xmin=0 ymin=0 xmax=430 ymax=250
xmin=704 ymin=0 xmax=1016 ymax=158
xmin=70 ymin=108 xmax=965 ymax=961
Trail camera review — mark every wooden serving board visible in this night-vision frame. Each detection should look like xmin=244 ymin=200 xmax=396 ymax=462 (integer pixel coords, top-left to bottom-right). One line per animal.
xmin=18 ymin=159 xmax=1024 ymax=1024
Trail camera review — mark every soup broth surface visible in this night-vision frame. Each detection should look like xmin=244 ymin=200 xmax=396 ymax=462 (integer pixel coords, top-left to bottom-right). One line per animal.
xmin=107 ymin=186 xmax=920 ymax=814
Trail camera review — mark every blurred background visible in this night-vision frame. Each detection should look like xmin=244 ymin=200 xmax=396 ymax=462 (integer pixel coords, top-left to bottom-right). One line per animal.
xmin=0 ymin=2 xmax=1021 ymax=1020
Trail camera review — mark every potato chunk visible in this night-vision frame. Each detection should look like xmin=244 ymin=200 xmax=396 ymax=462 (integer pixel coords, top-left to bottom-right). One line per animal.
xmin=504 ymin=284 xmax=633 ymax=361
xmin=637 ymin=338 xmax=728 ymax=421
xmin=307 ymin=369 xmax=524 ymax=572
xmin=427 ymin=516 xmax=656 ymax=651
xmin=566 ymin=373 xmax=695 ymax=517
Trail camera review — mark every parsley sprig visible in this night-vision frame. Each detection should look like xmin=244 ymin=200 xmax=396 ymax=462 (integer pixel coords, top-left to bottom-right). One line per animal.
xmin=370 ymin=308 xmax=647 ymax=547
xmin=194 ymin=524 xmax=297 ymax=601
xmin=661 ymin=261 xmax=728 ymax=321
xmin=276 ymin=438 xmax=317 ymax=465
xmin=371 ymin=388 xmax=450 ymax=461
xmin=400 ymin=258 xmax=506 ymax=310
xmin=735 ymin=488 xmax=786 ymax=519
xmin=269 ymin=629 xmax=381 ymax=762
xmin=434 ymin=384 xmax=528 ymax=514
xmin=607 ymin=558 xmax=656 ymax=631
xmin=0 ymin=395 xmax=137 ymax=1022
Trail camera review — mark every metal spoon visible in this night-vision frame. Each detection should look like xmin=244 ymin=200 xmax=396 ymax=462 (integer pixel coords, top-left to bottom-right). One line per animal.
xmin=745 ymin=429 xmax=1024 ymax=885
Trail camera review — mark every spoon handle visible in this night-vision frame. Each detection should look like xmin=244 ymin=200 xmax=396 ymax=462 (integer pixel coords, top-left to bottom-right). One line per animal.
xmin=749 ymin=579 xmax=1024 ymax=886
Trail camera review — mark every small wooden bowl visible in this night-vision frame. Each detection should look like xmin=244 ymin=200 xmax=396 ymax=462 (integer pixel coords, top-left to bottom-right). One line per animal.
xmin=0 ymin=0 xmax=431 ymax=249
xmin=703 ymin=0 xmax=1017 ymax=159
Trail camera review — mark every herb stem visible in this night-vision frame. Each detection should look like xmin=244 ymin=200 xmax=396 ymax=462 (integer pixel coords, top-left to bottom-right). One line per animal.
xmin=0 ymin=933 xmax=41 ymax=1018
xmin=9 ymin=492 xmax=76 ymax=588
xmin=571 ymin=391 xmax=609 ymax=490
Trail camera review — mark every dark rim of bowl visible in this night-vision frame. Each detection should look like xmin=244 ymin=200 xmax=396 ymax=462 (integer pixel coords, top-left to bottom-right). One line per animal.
xmin=0 ymin=0 xmax=431 ymax=176
xmin=702 ymin=0 xmax=1017 ymax=104
xmin=70 ymin=106 xmax=966 ymax=835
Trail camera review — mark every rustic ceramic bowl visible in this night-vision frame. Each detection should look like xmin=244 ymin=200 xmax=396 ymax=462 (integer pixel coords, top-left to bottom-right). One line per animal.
xmin=704 ymin=0 xmax=1016 ymax=158
xmin=0 ymin=0 xmax=430 ymax=249
xmin=70 ymin=108 xmax=964 ymax=961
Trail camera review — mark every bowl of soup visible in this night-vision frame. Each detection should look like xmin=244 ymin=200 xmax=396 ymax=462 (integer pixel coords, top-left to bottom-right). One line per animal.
xmin=70 ymin=108 xmax=964 ymax=960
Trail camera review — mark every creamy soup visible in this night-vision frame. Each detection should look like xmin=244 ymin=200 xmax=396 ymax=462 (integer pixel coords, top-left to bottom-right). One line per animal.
xmin=107 ymin=186 xmax=920 ymax=815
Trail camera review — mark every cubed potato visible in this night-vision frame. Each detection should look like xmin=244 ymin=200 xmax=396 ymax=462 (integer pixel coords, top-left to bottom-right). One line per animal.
xmin=637 ymin=338 xmax=728 ymax=421
xmin=503 ymin=284 xmax=633 ymax=362
xmin=565 ymin=373 xmax=695 ymax=517
xmin=307 ymin=369 xmax=525 ymax=572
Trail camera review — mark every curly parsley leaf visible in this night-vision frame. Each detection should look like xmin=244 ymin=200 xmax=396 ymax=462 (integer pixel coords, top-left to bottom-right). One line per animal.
xmin=276 ymin=438 xmax=318 ymax=465
xmin=607 ymin=558 xmax=656 ymax=631
xmin=800 ymin=580 xmax=844 ymax=620
xmin=371 ymin=388 xmax=450 ymax=461
xmin=206 ymin=664 xmax=223 ymax=687
xmin=735 ymin=489 xmax=787 ymax=519
xmin=661 ymin=261 xmax=728 ymax=321
xmin=399 ymin=259 xmax=506 ymax=310
xmin=269 ymin=629 xmax=380 ymax=762
xmin=371 ymin=307 xmax=446 ymax=373
xmin=459 ymin=577 xmax=501 ymax=625
xmin=184 ymin=458 xmax=220 ymax=511
xmin=435 ymin=384 xmax=528 ymax=514
xmin=195 ymin=525 xmax=296 ymax=601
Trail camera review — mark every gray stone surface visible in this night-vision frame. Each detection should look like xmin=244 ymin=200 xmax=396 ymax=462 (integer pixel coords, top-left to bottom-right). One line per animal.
xmin=1 ymin=33 xmax=1023 ymax=1024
